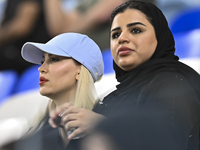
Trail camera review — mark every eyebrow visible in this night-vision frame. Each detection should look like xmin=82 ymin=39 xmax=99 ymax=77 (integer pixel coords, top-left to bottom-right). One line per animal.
xmin=127 ymin=22 xmax=146 ymax=27
xmin=110 ymin=22 xmax=146 ymax=33
xmin=110 ymin=27 xmax=121 ymax=33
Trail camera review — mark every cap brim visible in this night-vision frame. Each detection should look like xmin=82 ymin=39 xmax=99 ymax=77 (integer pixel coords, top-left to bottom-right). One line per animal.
xmin=21 ymin=42 xmax=71 ymax=64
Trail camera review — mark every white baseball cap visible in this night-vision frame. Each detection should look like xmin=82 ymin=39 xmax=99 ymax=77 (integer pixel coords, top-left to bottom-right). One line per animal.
xmin=21 ymin=33 xmax=104 ymax=82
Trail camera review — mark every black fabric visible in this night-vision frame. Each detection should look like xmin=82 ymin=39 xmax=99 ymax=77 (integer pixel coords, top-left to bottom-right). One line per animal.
xmin=94 ymin=70 xmax=200 ymax=149
xmin=0 ymin=0 xmax=51 ymax=74
xmin=8 ymin=116 xmax=83 ymax=150
xmin=93 ymin=1 xmax=200 ymax=150
xmin=94 ymin=109 xmax=199 ymax=150
xmin=12 ymin=117 xmax=64 ymax=150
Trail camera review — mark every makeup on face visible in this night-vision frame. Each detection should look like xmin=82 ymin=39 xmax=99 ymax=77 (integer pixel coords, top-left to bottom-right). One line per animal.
xmin=110 ymin=9 xmax=157 ymax=71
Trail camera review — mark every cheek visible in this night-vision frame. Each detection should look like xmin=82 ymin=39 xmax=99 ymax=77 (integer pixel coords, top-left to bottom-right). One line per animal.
xmin=50 ymin=64 xmax=76 ymax=82
xmin=52 ymin=65 xmax=68 ymax=77
xmin=147 ymin=36 xmax=157 ymax=56
xmin=140 ymin=34 xmax=157 ymax=56
xmin=148 ymin=31 xmax=157 ymax=48
xmin=53 ymin=66 xmax=77 ymax=90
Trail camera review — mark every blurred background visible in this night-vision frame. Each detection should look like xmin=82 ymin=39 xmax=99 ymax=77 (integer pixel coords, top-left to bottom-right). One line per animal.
xmin=0 ymin=0 xmax=200 ymax=147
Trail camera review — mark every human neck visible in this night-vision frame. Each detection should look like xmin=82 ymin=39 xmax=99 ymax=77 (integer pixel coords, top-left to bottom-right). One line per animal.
xmin=50 ymin=89 xmax=77 ymax=108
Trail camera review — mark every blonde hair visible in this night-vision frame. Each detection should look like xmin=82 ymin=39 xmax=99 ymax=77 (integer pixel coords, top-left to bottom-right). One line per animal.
xmin=49 ymin=65 xmax=101 ymax=111
xmin=74 ymin=65 xmax=100 ymax=110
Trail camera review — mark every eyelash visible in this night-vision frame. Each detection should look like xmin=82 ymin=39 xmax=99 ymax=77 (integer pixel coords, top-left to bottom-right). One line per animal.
xmin=41 ymin=57 xmax=59 ymax=64
xmin=111 ymin=28 xmax=142 ymax=39
xmin=50 ymin=57 xmax=59 ymax=63
xmin=112 ymin=33 xmax=120 ymax=39
xmin=131 ymin=28 xmax=142 ymax=34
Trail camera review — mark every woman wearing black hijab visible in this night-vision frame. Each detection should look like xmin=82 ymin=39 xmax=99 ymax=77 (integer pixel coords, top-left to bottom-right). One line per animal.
xmin=46 ymin=1 xmax=200 ymax=149
xmin=91 ymin=1 xmax=200 ymax=149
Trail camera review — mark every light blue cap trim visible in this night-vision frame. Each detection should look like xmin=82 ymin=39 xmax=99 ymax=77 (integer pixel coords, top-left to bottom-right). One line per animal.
xmin=21 ymin=33 xmax=104 ymax=82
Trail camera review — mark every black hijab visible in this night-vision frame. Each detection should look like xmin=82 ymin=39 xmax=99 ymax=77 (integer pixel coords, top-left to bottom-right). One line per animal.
xmin=112 ymin=1 xmax=200 ymax=97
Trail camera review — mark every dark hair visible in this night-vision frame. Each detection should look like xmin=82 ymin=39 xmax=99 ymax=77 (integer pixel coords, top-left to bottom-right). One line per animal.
xmin=110 ymin=1 xmax=153 ymax=26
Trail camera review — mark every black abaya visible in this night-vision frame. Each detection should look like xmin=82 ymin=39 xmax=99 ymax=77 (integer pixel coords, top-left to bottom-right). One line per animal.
xmin=93 ymin=1 xmax=200 ymax=149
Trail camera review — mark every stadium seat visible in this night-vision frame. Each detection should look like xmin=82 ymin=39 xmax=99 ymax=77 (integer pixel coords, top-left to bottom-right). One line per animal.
xmin=174 ymin=29 xmax=200 ymax=74
xmin=174 ymin=29 xmax=200 ymax=59
xmin=14 ymin=65 xmax=40 ymax=94
xmin=0 ymin=70 xmax=18 ymax=105
xmin=102 ymin=49 xmax=114 ymax=74
xmin=170 ymin=7 xmax=200 ymax=34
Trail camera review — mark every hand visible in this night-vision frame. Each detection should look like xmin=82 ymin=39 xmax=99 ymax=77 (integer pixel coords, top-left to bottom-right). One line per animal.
xmin=49 ymin=103 xmax=73 ymax=128
xmin=49 ymin=103 xmax=106 ymax=140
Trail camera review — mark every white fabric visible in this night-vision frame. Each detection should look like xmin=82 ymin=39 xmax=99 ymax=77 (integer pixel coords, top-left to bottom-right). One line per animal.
xmin=0 ymin=117 xmax=29 ymax=147
xmin=180 ymin=58 xmax=200 ymax=74
xmin=95 ymin=73 xmax=119 ymax=101
xmin=0 ymin=90 xmax=49 ymax=147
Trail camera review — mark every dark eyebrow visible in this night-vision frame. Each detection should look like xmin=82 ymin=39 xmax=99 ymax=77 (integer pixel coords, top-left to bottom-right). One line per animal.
xmin=127 ymin=22 xmax=146 ymax=27
xmin=110 ymin=27 xmax=121 ymax=33
xmin=111 ymin=22 xmax=146 ymax=33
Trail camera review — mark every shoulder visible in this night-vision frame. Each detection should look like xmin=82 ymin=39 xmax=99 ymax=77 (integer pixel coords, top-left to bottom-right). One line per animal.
xmin=151 ymin=71 xmax=185 ymax=82
xmin=150 ymin=69 xmax=198 ymax=86
xmin=146 ymin=60 xmax=200 ymax=86
xmin=143 ymin=70 xmax=200 ymax=102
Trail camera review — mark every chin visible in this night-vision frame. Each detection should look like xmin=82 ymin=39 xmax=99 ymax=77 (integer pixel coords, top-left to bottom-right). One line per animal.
xmin=118 ymin=60 xmax=135 ymax=70
xmin=120 ymin=64 xmax=137 ymax=71
xmin=39 ymin=89 xmax=51 ymax=97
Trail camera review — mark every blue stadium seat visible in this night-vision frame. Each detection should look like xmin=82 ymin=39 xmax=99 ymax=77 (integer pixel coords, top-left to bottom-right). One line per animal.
xmin=102 ymin=49 xmax=114 ymax=74
xmin=174 ymin=29 xmax=200 ymax=59
xmin=170 ymin=7 xmax=200 ymax=34
xmin=14 ymin=65 xmax=40 ymax=93
xmin=0 ymin=70 xmax=18 ymax=104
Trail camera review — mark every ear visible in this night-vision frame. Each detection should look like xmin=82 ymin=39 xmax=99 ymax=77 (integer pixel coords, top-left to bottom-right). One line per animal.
xmin=76 ymin=70 xmax=80 ymax=81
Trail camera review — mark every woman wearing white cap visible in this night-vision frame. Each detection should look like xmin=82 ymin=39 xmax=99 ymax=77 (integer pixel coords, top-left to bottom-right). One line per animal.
xmin=7 ymin=32 xmax=105 ymax=150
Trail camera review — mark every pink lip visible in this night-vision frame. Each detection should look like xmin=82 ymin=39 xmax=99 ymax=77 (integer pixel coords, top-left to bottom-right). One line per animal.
xmin=39 ymin=76 xmax=48 ymax=85
xmin=118 ymin=46 xmax=133 ymax=56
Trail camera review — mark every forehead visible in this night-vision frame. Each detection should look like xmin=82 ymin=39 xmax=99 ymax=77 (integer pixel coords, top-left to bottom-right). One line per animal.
xmin=111 ymin=9 xmax=150 ymax=28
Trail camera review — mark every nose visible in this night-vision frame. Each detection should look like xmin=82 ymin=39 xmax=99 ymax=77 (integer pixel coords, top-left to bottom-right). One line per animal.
xmin=118 ymin=31 xmax=130 ymax=44
xmin=38 ymin=63 xmax=48 ymax=74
